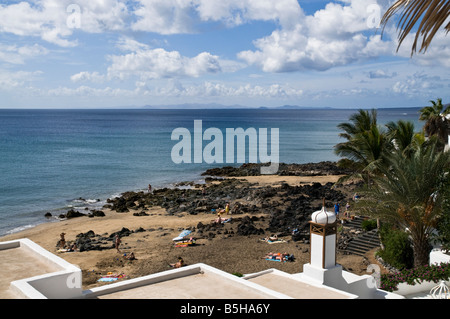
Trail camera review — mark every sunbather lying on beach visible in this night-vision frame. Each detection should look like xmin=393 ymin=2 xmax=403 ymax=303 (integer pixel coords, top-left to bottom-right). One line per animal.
xmin=169 ymin=257 xmax=185 ymax=268
xmin=263 ymin=252 xmax=294 ymax=262
xmin=67 ymin=243 xmax=77 ymax=252
xmin=124 ymin=252 xmax=136 ymax=260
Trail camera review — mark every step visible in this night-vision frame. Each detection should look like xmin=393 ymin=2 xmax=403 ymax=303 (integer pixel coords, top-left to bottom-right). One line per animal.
xmin=347 ymin=241 xmax=379 ymax=250
xmin=341 ymin=216 xmax=366 ymax=228
xmin=345 ymin=247 xmax=368 ymax=256
xmin=348 ymin=238 xmax=379 ymax=249
xmin=341 ymin=229 xmax=381 ymax=256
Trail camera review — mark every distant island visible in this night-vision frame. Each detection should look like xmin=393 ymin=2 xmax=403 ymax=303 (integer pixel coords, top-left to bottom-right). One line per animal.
xmin=143 ymin=103 xmax=342 ymax=110
xmin=141 ymin=103 xmax=425 ymax=110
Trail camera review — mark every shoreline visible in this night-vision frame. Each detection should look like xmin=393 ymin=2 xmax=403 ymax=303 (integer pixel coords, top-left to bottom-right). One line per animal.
xmin=0 ymin=168 xmax=211 ymax=238
xmin=1 ymin=161 xmax=378 ymax=289
xmin=0 ymin=161 xmax=349 ymax=238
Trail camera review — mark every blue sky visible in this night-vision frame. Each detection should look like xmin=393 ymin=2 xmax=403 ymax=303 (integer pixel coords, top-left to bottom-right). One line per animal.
xmin=0 ymin=0 xmax=449 ymax=109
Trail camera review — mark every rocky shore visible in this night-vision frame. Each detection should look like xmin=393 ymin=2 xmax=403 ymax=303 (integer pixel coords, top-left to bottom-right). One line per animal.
xmin=3 ymin=161 xmax=377 ymax=289
xmin=57 ymin=161 xmax=357 ymax=253
xmin=201 ymin=161 xmax=354 ymax=177
xmin=106 ymin=161 xmax=354 ymax=237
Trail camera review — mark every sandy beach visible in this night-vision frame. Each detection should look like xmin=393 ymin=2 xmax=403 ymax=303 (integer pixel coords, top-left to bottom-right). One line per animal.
xmin=0 ymin=170 xmax=382 ymax=290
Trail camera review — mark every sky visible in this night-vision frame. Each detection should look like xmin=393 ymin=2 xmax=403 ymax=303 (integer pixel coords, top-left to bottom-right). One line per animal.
xmin=0 ymin=0 xmax=449 ymax=109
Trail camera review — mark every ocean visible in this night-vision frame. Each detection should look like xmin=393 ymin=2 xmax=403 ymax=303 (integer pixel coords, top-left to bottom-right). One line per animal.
xmin=0 ymin=107 xmax=422 ymax=236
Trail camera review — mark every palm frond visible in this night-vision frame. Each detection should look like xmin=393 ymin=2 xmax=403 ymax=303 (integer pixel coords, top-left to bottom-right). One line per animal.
xmin=381 ymin=0 xmax=450 ymax=55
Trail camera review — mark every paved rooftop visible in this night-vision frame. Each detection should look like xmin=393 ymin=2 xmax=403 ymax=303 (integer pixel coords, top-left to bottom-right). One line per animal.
xmin=247 ymin=272 xmax=350 ymax=299
xmin=3 ymin=240 xmax=350 ymax=299
xmin=0 ymin=246 xmax=63 ymax=299
xmin=87 ymin=265 xmax=353 ymax=299
xmin=94 ymin=271 xmax=276 ymax=299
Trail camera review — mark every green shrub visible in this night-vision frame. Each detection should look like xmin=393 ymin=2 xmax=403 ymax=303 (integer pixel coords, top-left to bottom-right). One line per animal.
xmin=433 ymin=178 xmax=450 ymax=252
xmin=378 ymin=226 xmax=414 ymax=270
xmin=434 ymin=197 xmax=450 ymax=253
xmin=361 ymin=219 xmax=377 ymax=231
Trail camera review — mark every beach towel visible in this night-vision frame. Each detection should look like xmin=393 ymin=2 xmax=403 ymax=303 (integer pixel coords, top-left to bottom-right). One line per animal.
xmin=259 ymin=238 xmax=287 ymax=244
xmin=174 ymin=240 xmax=195 ymax=247
xmin=266 ymin=239 xmax=287 ymax=244
xmin=264 ymin=254 xmax=294 ymax=262
xmin=265 ymin=258 xmax=286 ymax=263
xmin=57 ymin=248 xmax=77 ymax=253
xmin=97 ymin=277 xmax=118 ymax=282
xmin=173 ymin=229 xmax=192 ymax=241
xmin=98 ymin=273 xmax=126 ymax=282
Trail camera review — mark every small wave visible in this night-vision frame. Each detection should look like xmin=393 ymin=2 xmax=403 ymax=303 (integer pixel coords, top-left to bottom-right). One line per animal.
xmin=6 ymin=224 xmax=37 ymax=235
xmin=70 ymin=198 xmax=100 ymax=203
xmin=60 ymin=147 xmax=111 ymax=155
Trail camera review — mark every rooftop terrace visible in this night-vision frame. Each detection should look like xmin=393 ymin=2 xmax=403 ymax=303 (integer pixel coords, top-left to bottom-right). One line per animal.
xmin=3 ymin=238 xmax=448 ymax=300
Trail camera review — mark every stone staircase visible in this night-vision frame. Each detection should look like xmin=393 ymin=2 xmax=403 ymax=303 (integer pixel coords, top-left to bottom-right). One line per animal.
xmin=340 ymin=216 xmax=381 ymax=256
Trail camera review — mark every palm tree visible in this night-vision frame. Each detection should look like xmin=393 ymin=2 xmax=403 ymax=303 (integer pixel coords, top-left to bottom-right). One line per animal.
xmin=385 ymin=119 xmax=423 ymax=157
xmin=419 ymin=98 xmax=450 ymax=146
xmin=336 ymin=109 xmax=378 ymax=141
xmin=356 ymin=141 xmax=450 ymax=267
xmin=335 ymin=109 xmax=389 ymax=184
xmin=381 ymin=0 xmax=450 ymax=55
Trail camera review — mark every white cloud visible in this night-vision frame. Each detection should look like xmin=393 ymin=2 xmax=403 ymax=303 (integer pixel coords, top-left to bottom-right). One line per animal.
xmin=0 ymin=69 xmax=42 ymax=89
xmin=366 ymin=69 xmax=397 ymax=79
xmin=106 ymin=45 xmax=222 ymax=80
xmin=0 ymin=0 xmax=129 ymax=47
xmin=116 ymin=37 xmax=151 ymax=52
xmin=74 ymin=0 xmax=129 ymax=33
xmin=71 ymin=36 xmax=243 ymax=83
xmin=391 ymin=72 xmax=445 ymax=97
xmin=144 ymin=80 xmax=303 ymax=100
xmin=238 ymin=0 xmax=395 ymax=72
xmin=30 ymin=79 xmax=303 ymax=102
xmin=0 ymin=43 xmax=48 ymax=64
xmin=131 ymin=0 xmax=303 ymax=34
xmin=194 ymin=0 xmax=304 ymax=28
xmin=131 ymin=0 xmax=195 ymax=34
xmin=394 ymin=28 xmax=450 ymax=68
xmin=70 ymin=71 xmax=105 ymax=83
xmin=44 ymin=85 xmax=137 ymax=97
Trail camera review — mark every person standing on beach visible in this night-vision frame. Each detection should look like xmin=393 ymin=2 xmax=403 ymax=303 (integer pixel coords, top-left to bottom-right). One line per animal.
xmin=345 ymin=202 xmax=350 ymax=217
xmin=59 ymin=232 xmax=66 ymax=249
xmin=148 ymin=184 xmax=152 ymax=193
xmin=334 ymin=202 xmax=340 ymax=218
xmin=115 ymin=235 xmax=121 ymax=253
xmin=225 ymin=203 xmax=230 ymax=215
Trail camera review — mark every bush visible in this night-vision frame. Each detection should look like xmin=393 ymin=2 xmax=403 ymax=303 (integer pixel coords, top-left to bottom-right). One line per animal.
xmin=434 ymin=199 xmax=450 ymax=253
xmin=361 ymin=219 xmax=377 ymax=231
xmin=378 ymin=226 xmax=414 ymax=270
xmin=433 ymin=177 xmax=450 ymax=252
xmin=380 ymin=262 xmax=450 ymax=292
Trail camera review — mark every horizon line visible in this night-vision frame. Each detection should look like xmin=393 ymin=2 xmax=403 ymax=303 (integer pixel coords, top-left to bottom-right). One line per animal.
xmin=0 ymin=104 xmax=424 ymax=111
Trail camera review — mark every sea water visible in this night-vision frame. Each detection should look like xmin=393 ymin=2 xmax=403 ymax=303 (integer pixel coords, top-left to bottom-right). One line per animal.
xmin=0 ymin=108 xmax=421 ymax=236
